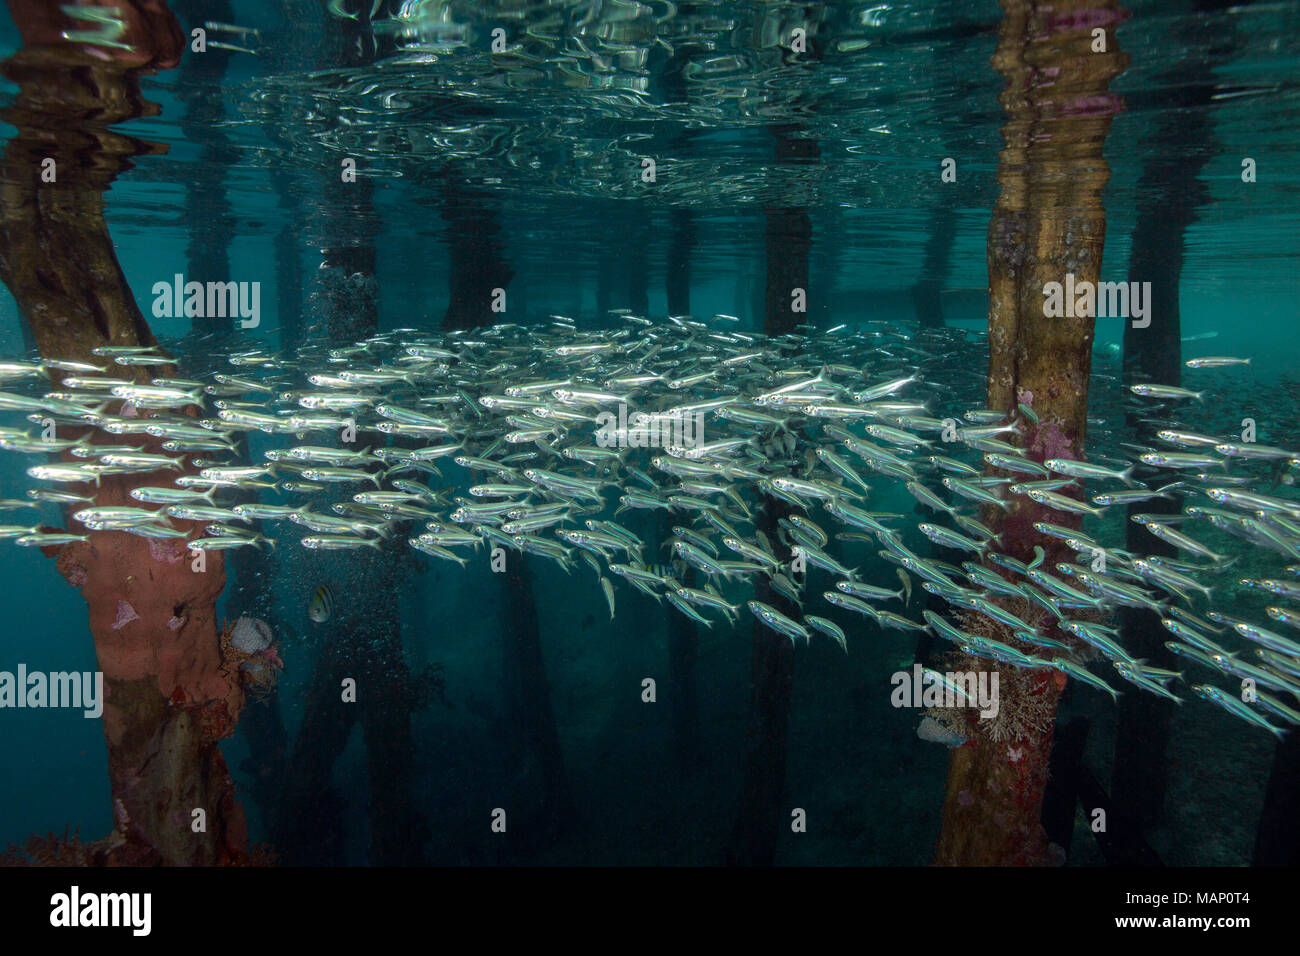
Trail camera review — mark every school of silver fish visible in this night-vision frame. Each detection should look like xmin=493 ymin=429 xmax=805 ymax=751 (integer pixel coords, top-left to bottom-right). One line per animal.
xmin=0 ymin=312 xmax=1296 ymax=740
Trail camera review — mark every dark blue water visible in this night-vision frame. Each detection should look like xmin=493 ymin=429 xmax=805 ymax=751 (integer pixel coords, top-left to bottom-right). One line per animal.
xmin=0 ymin=0 xmax=1297 ymax=866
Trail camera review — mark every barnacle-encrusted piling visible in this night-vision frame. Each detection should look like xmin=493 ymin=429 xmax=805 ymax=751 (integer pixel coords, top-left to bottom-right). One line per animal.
xmin=934 ymin=0 xmax=1128 ymax=866
xmin=0 ymin=3 xmax=250 ymax=865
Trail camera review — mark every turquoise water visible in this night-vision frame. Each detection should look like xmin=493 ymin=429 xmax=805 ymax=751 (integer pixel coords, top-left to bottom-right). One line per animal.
xmin=0 ymin=1 xmax=1297 ymax=866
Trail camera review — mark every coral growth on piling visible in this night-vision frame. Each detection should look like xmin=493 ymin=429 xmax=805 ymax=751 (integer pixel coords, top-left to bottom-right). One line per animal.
xmin=923 ymin=605 xmax=1061 ymax=745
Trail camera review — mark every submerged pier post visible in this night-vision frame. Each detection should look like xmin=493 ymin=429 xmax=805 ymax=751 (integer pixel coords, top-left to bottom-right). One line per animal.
xmin=913 ymin=206 xmax=959 ymax=328
xmin=934 ymin=0 xmax=1128 ymax=866
xmin=439 ymin=176 xmax=515 ymax=331
xmin=727 ymin=122 xmax=817 ymax=866
xmin=229 ymin=0 xmax=320 ymax=843
xmin=1112 ymin=122 xmax=1210 ymax=831
xmin=277 ymin=181 xmax=432 ymax=864
xmin=0 ymin=2 xmax=253 ymax=864
xmin=500 ymin=560 xmax=574 ymax=844
xmin=1256 ymin=732 xmax=1300 ymax=866
xmin=437 ymin=182 xmax=573 ymax=848
xmin=1113 ymin=2 xmax=1231 ymax=832
xmin=664 ymin=206 xmax=702 ymax=771
xmin=174 ymin=0 xmax=237 ymax=344
xmin=272 ymin=2 xmax=433 ymax=865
